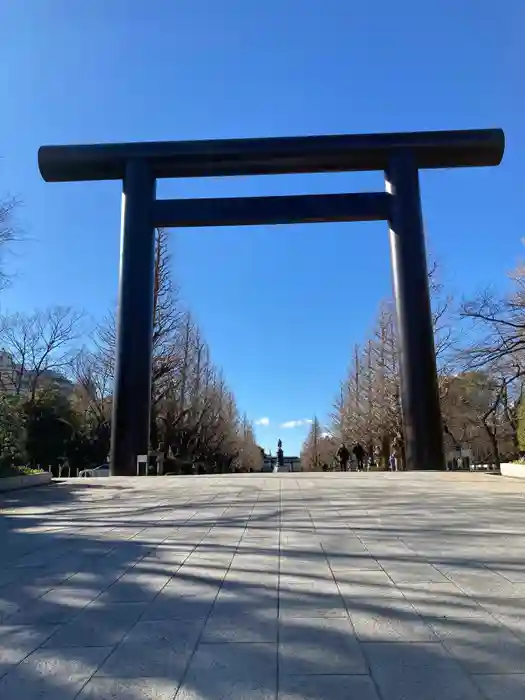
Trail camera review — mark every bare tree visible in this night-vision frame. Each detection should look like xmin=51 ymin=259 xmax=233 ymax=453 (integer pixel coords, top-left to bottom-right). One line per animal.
xmin=0 ymin=306 xmax=84 ymax=400
xmin=152 ymin=228 xmax=183 ymax=402
xmin=0 ymin=194 xmax=20 ymax=291
xmin=441 ymin=365 xmax=519 ymax=468
xmin=93 ymin=227 xmax=257 ymax=472
xmin=236 ymin=413 xmax=263 ymax=472
xmin=71 ymin=348 xmax=113 ymax=426
xmin=448 ymin=246 xmax=525 ymax=461
xmin=95 ymin=228 xmax=183 ymax=395
xmin=332 ymin=303 xmax=401 ymax=467
xmin=460 ymin=290 xmax=525 ymax=370
xmin=301 ymin=417 xmax=334 ymax=470
xmin=331 ymin=260 xmax=455 ymax=469
xmin=459 ymin=242 xmax=525 ymax=371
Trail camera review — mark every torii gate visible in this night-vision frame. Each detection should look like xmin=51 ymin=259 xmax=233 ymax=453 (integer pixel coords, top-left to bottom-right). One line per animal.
xmin=38 ymin=128 xmax=504 ymax=475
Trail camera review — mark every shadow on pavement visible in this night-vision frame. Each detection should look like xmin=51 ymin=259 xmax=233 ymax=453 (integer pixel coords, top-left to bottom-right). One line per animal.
xmin=0 ymin=474 xmax=524 ymax=699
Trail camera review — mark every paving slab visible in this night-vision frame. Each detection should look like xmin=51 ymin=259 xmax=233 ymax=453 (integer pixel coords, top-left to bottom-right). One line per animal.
xmin=472 ymin=674 xmax=525 ymax=700
xmin=77 ymin=677 xmax=178 ymax=699
xmin=279 ymin=617 xmax=367 ymax=675
xmin=363 ymin=641 xmax=485 ymax=700
xmin=278 ymin=674 xmax=381 ymax=700
xmin=0 ymin=645 xmax=113 ymax=700
xmin=1 ymin=472 xmax=525 ymax=698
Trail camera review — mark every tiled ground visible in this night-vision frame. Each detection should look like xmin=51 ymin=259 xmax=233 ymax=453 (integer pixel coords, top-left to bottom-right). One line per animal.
xmin=1 ymin=472 xmax=525 ymax=699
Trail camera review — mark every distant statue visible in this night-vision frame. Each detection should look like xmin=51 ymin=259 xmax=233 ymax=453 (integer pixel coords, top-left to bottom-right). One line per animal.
xmin=277 ymin=439 xmax=284 ymax=468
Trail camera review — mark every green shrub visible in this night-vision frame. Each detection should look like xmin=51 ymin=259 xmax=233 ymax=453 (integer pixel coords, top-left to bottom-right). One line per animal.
xmin=0 ymin=463 xmax=44 ymax=478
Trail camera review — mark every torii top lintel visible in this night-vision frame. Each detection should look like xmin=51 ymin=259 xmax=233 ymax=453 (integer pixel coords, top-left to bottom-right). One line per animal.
xmin=38 ymin=128 xmax=504 ymax=183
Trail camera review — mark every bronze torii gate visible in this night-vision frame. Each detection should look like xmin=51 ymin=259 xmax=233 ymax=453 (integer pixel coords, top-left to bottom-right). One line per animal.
xmin=38 ymin=128 xmax=504 ymax=475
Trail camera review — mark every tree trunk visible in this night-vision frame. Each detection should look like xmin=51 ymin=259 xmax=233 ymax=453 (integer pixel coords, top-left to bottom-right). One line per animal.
xmin=483 ymin=420 xmax=501 ymax=469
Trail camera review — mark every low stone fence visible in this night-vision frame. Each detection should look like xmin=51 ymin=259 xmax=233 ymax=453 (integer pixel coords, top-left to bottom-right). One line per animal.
xmin=0 ymin=472 xmax=53 ymax=492
xmin=500 ymin=463 xmax=525 ymax=480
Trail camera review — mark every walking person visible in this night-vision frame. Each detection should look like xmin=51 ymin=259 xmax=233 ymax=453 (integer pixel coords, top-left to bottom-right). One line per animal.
xmin=367 ymin=445 xmax=378 ymax=471
xmin=353 ymin=443 xmax=365 ymax=472
xmin=389 ymin=448 xmax=398 ymax=472
xmin=336 ymin=443 xmax=350 ymax=472
xmin=391 ymin=432 xmax=403 ymax=471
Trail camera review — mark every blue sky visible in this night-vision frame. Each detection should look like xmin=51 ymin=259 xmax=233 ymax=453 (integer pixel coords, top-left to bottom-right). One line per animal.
xmin=1 ymin=1 xmax=523 ymax=455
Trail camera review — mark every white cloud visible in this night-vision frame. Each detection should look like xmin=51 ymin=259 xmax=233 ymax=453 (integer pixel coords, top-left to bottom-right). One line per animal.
xmin=321 ymin=431 xmax=333 ymax=438
xmin=255 ymin=417 xmax=270 ymax=426
xmin=280 ymin=419 xmax=312 ymax=429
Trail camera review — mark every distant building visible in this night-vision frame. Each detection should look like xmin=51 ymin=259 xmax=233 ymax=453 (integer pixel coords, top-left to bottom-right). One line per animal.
xmin=262 ymin=455 xmax=302 ymax=472
xmin=0 ymin=350 xmax=17 ymax=393
xmin=0 ymin=349 xmax=74 ymax=398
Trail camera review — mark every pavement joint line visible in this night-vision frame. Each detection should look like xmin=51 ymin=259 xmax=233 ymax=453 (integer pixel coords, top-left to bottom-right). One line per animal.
xmin=171 ymin=485 xmax=262 ymax=699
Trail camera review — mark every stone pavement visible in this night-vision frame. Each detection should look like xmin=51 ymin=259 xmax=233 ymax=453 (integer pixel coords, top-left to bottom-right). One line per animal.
xmin=0 ymin=472 xmax=525 ymax=700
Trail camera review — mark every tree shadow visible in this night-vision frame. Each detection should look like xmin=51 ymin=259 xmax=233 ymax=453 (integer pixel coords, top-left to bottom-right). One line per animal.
xmin=0 ymin=474 xmax=524 ymax=699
